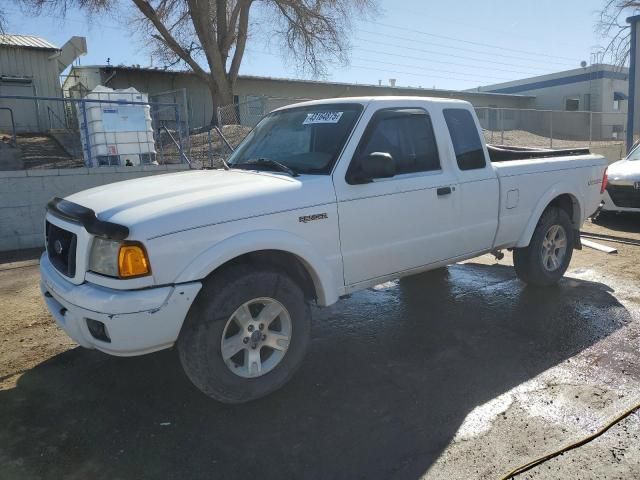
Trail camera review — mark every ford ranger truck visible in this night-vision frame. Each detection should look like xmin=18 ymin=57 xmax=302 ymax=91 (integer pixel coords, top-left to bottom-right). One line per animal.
xmin=40 ymin=97 xmax=608 ymax=403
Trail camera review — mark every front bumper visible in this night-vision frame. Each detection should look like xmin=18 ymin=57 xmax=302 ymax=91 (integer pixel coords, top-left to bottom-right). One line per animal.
xmin=40 ymin=253 xmax=202 ymax=356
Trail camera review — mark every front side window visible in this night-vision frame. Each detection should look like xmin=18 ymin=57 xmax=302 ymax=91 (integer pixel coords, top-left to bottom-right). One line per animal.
xmin=353 ymin=108 xmax=441 ymax=176
xmin=443 ymin=108 xmax=486 ymax=171
xmin=228 ymin=103 xmax=363 ymax=174
xmin=627 ymin=142 xmax=640 ymax=161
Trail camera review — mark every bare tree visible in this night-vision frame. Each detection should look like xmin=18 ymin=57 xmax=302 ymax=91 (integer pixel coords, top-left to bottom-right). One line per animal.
xmin=20 ymin=0 xmax=376 ymax=124
xmin=598 ymin=1 xmax=640 ymax=66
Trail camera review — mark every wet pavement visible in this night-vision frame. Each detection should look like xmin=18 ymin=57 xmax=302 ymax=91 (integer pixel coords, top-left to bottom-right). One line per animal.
xmin=1 ymin=222 xmax=640 ymax=479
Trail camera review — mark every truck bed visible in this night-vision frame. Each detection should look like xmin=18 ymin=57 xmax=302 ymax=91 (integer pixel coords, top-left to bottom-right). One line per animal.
xmin=487 ymin=144 xmax=591 ymax=162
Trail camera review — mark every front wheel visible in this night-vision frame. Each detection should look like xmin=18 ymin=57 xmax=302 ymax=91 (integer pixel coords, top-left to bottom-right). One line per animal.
xmin=513 ymin=207 xmax=574 ymax=287
xmin=177 ymin=266 xmax=311 ymax=404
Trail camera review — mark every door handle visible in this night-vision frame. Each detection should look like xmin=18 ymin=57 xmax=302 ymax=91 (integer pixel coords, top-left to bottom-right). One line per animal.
xmin=437 ymin=186 xmax=452 ymax=196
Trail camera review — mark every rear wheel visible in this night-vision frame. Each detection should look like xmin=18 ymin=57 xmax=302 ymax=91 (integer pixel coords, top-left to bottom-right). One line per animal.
xmin=177 ymin=265 xmax=311 ymax=404
xmin=513 ymin=207 xmax=574 ymax=286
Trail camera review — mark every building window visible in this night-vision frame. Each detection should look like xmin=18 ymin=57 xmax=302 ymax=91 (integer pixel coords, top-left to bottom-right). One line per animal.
xmin=612 ymin=124 xmax=624 ymax=139
xmin=565 ymin=98 xmax=580 ymax=111
xmin=613 ymin=92 xmax=627 ymax=111
xmin=503 ymin=109 xmax=515 ymax=121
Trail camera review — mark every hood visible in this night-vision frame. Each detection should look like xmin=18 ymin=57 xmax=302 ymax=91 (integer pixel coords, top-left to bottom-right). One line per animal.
xmin=66 ymin=169 xmax=335 ymax=239
xmin=608 ymin=158 xmax=640 ymax=183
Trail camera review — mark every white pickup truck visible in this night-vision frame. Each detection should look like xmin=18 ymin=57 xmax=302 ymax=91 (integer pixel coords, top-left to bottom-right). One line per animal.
xmin=40 ymin=97 xmax=608 ymax=403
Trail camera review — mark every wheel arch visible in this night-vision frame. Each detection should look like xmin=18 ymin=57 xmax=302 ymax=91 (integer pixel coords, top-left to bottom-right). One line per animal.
xmin=174 ymin=230 xmax=341 ymax=306
xmin=516 ymin=186 xmax=582 ymax=248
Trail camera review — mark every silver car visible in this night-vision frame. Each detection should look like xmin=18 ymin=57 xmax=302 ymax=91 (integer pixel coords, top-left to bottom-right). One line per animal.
xmin=601 ymin=144 xmax=640 ymax=213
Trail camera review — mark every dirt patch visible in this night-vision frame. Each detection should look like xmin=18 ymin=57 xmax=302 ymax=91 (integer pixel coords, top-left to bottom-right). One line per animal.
xmin=0 ymin=257 xmax=70 ymax=383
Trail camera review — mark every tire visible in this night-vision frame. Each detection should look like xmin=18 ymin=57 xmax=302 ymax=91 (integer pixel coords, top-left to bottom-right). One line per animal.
xmin=177 ymin=265 xmax=311 ymax=404
xmin=513 ymin=207 xmax=574 ymax=287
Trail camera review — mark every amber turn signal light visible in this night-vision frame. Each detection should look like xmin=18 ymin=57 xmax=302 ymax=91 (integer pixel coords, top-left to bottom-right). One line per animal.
xmin=118 ymin=243 xmax=150 ymax=278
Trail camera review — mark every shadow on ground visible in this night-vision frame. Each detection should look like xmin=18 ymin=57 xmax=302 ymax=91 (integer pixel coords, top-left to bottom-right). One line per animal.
xmin=592 ymin=211 xmax=640 ymax=234
xmin=0 ymin=263 xmax=631 ymax=479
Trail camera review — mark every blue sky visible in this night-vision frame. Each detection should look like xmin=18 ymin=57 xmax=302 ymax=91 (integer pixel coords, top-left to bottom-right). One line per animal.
xmin=5 ymin=0 xmax=609 ymax=90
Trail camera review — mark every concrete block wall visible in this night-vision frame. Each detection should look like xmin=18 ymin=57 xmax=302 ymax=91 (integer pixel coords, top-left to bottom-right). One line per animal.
xmin=0 ymin=165 xmax=190 ymax=252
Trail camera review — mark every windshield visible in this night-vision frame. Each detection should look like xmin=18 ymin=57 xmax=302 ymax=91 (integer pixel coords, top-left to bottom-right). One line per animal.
xmin=228 ymin=103 xmax=363 ymax=174
xmin=628 ymin=143 xmax=640 ymax=161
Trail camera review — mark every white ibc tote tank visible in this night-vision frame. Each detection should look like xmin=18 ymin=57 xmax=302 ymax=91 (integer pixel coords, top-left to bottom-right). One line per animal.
xmin=77 ymin=86 xmax=156 ymax=167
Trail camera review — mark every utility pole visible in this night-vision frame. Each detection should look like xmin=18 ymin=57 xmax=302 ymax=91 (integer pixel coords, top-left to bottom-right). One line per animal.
xmin=626 ymin=15 xmax=640 ymax=153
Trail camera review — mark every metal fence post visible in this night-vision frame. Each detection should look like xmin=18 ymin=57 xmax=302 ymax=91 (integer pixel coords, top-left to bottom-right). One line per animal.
xmin=81 ymin=99 xmax=92 ymax=167
xmin=488 ymin=111 xmax=496 ymax=143
xmin=158 ymin=127 xmax=165 ymax=164
xmin=182 ymin=88 xmax=190 ymax=155
xmin=175 ymin=104 xmax=185 ymax=164
xmin=207 ymin=128 xmax=213 ymax=168
xmin=549 ymin=111 xmax=553 ymax=149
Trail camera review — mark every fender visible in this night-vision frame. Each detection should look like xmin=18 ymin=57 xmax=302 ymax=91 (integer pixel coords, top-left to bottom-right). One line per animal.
xmin=174 ymin=229 xmax=341 ymax=306
xmin=515 ymin=182 xmax=582 ymax=248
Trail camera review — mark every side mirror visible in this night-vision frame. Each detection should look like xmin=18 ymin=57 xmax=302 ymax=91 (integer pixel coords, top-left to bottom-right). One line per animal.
xmin=348 ymin=152 xmax=395 ymax=184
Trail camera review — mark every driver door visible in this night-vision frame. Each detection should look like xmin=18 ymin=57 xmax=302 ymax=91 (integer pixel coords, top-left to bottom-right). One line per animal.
xmin=333 ymin=105 xmax=460 ymax=286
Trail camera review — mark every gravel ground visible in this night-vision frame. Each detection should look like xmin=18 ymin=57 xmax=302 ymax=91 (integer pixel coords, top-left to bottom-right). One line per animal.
xmin=0 ymin=215 xmax=639 ymax=479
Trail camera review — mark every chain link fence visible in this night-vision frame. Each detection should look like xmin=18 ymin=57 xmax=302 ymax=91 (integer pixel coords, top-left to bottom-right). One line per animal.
xmin=218 ymin=96 xmax=310 ymax=127
xmin=177 ymin=96 xmax=307 ymax=169
xmin=212 ymin=99 xmax=629 ymax=165
xmin=1 ymin=92 xmax=630 ymax=171
xmin=0 ymin=94 xmax=190 ymax=170
xmin=474 ymin=107 xmax=627 ymax=161
xmin=148 ymin=88 xmax=190 ymax=160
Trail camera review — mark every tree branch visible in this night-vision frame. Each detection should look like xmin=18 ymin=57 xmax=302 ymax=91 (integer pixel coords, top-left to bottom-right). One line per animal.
xmin=131 ymin=0 xmax=208 ymax=79
xmin=221 ymin=0 xmax=244 ymax=55
xmin=216 ymin=0 xmax=228 ymax=51
xmin=228 ymin=0 xmax=251 ymax=81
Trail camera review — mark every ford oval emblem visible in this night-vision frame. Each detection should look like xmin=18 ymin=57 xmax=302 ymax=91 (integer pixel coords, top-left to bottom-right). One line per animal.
xmin=54 ymin=239 xmax=64 ymax=255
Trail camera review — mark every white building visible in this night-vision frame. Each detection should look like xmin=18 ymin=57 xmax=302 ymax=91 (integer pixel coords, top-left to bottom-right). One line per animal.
xmin=471 ymin=64 xmax=629 ymax=140
xmin=62 ymin=65 xmax=535 ymax=130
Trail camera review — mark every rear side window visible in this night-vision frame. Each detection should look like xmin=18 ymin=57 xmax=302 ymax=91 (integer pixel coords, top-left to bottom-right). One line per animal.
xmin=356 ymin=108 xmax=440 ymax=174
xmin=443 ymin=109 xmax=486 ymax=171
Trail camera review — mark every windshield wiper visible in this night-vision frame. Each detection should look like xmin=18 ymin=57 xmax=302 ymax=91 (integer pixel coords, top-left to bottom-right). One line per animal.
xmin=234 ymin=158 xmax=299 ymax=177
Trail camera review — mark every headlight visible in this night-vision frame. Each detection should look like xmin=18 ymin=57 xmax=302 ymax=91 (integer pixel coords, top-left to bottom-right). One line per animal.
xmin=89 ymin=238 xmax=151 ymax=278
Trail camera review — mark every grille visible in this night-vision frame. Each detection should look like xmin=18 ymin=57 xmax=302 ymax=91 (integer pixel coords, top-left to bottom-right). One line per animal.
xmin=607 ymin=185 xmax=640 ymax=209
xmin=46 ymin=221 xmax=77 ymax=277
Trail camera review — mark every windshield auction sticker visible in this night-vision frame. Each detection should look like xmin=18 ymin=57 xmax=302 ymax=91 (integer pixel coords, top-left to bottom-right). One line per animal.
xmin=303 ymin=111 xmax=344 ymax=124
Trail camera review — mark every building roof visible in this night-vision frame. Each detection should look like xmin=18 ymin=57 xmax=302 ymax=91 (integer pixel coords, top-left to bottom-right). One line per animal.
xmin=471 ymin=64 xmax=629 ymax=95
xmin=69 ymin=64 xmax=535 ymax=99
xmin=0 ymin=34 xmax=58 ymax=51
